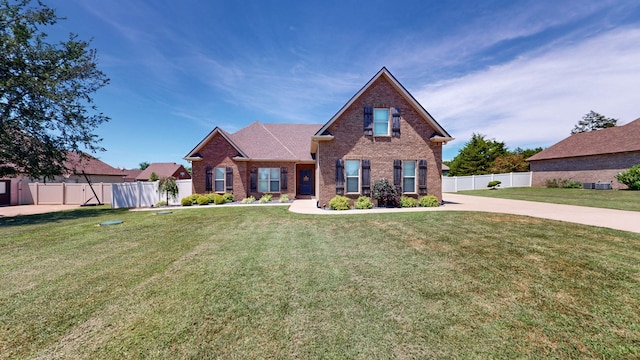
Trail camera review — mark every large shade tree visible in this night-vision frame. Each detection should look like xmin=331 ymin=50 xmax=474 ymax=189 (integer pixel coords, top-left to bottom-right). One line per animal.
xmin=0 ymin=0 xmax=109 ymax=179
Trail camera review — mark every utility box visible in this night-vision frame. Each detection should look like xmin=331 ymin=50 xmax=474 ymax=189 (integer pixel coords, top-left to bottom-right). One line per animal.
xmin=595 ymin=182 xmax=612 ymax=190
xmin=583 ymin=182 xmax=596 ymax=190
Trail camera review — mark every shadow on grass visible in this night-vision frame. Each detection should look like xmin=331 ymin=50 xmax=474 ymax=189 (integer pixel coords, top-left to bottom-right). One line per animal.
xmin=0 ymin=207 xmax=130 ymax=227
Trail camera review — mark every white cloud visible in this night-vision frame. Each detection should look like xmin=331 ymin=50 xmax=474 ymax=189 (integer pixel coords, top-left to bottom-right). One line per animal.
xmin=416 ymin=26 xmax=640 ymax=158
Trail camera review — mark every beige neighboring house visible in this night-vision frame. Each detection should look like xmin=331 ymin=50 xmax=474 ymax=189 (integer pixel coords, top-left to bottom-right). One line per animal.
xmin=527 ymin=118 xmax=640 ymax=189
xmin=1 ymin=152 xmax=125 ymax=206
xmin=136 ymin=163 xmax=191 ymax=181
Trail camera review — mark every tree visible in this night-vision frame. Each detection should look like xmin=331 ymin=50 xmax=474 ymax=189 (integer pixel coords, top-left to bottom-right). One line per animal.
xmin=447 ymin=133 xmax=508 ymax=176
xmin=158 ymin=176 xmax=179 ymax=204
xmin=138 ymin=161 xmax=150 ymax=170
xmin=0 ymin=0 xmax=109 ymax=179
xmin=571 ymin=111 xmax=617 ymax=134
xmin=490 ymin=147 xmax=544 ymax=173
xmin=149 ymin=172 xmax=158 ymax=182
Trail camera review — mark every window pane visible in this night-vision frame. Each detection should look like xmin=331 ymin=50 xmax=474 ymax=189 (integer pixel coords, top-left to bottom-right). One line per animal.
xmin=258 ymin=180 xmax=268 ymax=193
xmin=373 ymin=108 xmax=389 ymax=121
xmin=270 ymin=180 xmax=279 ymax=192
xmin=403 ymin=178 xmax=415 ymax=193
xmin=214 ymin=180 xmax=224 ymax=192
xmin=258 ymin=168 xmax=269 ymax=180
xmin=270 ymin=168 xmax=280 ymax=178
xmin=345 ymin=160 xmax=359 ymax=176
xmin=346 ymin=178 xmax=359 ymax=193
xmin=403 ymin=161 xmax=415 ymax=176
xmin=214 ymin=167 xmax=225 ymax=180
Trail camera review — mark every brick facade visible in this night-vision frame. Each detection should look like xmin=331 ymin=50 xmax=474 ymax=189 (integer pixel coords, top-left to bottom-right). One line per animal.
xmin=317 ymin=76 xmax=444 ymax=206
xmin=530 ymin=151 xmax=640 ymax=189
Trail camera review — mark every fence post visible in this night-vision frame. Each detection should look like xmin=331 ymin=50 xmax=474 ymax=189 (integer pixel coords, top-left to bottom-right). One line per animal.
xmin=472 ymin=175 xmax=475 ymax=190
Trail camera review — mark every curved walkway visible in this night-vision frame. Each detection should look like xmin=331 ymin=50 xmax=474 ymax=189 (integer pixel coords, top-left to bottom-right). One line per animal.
xmin=289 ymin=194 xmax=640 ymax=234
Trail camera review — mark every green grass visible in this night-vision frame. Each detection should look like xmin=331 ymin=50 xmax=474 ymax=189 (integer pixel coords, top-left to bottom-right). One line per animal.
xmin=457 ymin=187 xmax=640 ymax=211
xmin=1 ymin=206 xmax=640 ymax=358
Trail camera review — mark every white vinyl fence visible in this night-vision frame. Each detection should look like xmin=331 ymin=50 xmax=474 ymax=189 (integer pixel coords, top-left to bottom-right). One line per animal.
xmin=111 ymin=180 xmax=192 ymax=208
xmin=442 ymin=172 xmax=532 ymax=192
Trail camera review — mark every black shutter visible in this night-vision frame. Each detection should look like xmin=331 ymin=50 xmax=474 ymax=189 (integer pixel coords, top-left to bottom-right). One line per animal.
xmin=392 ymin=107 xmax=401 ymax=137
xmin=364 ymin=106 xmax=373 ymax=136
xmin=205 ymin=166 xmax=212 ymax=192
xmin=280 ymin=167 xmax=288 ymax=191
xmin=335 ymin=159 xmax=344 ymax=195
xmin=418 ymin=160 xmax=427 ymax=195
xmin=362 ymin=159 xmax=371 ymax=196
xmin=250 ymin=167 xmax=257 ymax=192
xmin=225 ymin=167 xmax=233 ymax=192
xmin=393 ymin=160 xmax=402 ymax=192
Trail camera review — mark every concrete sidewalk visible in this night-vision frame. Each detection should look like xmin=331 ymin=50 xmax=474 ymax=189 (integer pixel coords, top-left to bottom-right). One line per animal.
xmin=289 ymin=194 xmax=640 ymax=234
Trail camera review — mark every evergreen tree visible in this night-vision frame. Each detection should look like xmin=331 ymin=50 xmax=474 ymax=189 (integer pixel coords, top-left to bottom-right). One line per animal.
xmin=571 ymin=111 xmax=617 ymax=134
xmin=448 ymin=134 xmax=508 ymax=176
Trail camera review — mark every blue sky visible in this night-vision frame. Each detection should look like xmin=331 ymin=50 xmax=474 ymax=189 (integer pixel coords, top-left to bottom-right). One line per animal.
xmin=46 ymin=0 xmax=640 ymax=169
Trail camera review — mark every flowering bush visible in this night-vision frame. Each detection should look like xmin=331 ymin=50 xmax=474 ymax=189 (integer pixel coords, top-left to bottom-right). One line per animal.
xmin=372 ymin=179 xmax=399 ymax=207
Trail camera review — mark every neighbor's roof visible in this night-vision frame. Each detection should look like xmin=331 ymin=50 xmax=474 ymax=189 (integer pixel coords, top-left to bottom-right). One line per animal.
xmin=527 ymin=118 xmax=640 ymax=161
xmin=137 ymin=163 xmax=187 ymax=180
xmin=314 ymin=67 xmax=453 ymax=142
xmin=184 ymin=122 xmax=322 ymax=162
xmin=64 ymin=152 xmax=125 ymax=176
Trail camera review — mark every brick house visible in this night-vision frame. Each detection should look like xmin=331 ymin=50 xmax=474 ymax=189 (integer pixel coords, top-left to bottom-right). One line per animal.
xmin=527 ymin=118 xmax=640 ymax=189
xmin=136 ymin=163 xmax=191 ymax=181
xmin=184 ymin=67 xmax=453 ymax=206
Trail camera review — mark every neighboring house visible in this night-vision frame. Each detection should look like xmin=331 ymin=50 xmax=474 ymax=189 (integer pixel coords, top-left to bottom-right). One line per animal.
xmin=122 ymin=169 xmax=142 ymax=182
xmin=527 ymin=118 xmax=640 ymax=189
xmin=136 ymin=163 xmax=191 ymax=181
xmin=184 ymin=67 xmax=453 ymax=206
xmin=1 ymin=152 xmax=125 ymax=206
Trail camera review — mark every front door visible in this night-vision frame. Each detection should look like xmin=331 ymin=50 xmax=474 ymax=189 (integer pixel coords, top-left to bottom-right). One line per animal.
xmin=299 ymin=169 xmax=313 ymax=195
xmin=0 ymin=180 xmax=10 ymax=206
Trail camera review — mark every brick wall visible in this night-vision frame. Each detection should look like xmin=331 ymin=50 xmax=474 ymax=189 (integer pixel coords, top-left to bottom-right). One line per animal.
xmin=191 ymin=134 xmax=248 ymax=200
xmin=317 ymin=76 xmax=444 ymax=206
xmin=530 ymin=151 xmax=640 ymax=189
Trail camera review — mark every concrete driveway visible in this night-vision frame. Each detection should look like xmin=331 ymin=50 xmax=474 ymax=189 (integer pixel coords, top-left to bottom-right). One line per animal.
xmin=289 ymin=194 xmax=640 ymax=234
xmin=0 ymin=204 xmax=80 ymax=218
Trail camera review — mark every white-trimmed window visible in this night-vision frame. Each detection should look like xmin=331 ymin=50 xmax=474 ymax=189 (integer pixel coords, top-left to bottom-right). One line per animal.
xmin=214 ymin=167 xmax=225 ymax=192
xmin=345 ymin=160 xmax=360 ymax=193
xmin=403 ymin=160 xmax=416 ymax=193
xmin=258 ymin=168 xmax=280 ymax=192
xmin=373 ymin=108 xmax=390 ymax=136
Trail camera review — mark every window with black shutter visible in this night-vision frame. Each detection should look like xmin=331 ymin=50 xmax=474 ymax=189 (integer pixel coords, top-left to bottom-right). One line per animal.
xmin=364 ymin=106 xmax=373 ymax=135
xmin=250 ymin=167 xmax=257 ymax=192
xmin=392 ymin=107 xmax=401 ymax=137
xmin=205 ymin=166 xmax=212 ymax=192
xmin=418 ymin=160 xmax=427 ymax=195
xmin=393 ymin=160 xmax=402 ymax=192
xmin=335 ymin=159 xmax=344 ymax=195
xmin=225 ymin=167 xmax=233 ymax=193
xmin=362 ymin=159 xmax=371 ymax=196
xmin=280 ymin=167 xmax=288 ymax=191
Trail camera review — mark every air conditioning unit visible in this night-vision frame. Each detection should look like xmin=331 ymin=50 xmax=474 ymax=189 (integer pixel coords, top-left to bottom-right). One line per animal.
xmin=595 ymin=182 xmax=612 ymax=190
xmin=583 ymin=182 xmax=596 ymax=190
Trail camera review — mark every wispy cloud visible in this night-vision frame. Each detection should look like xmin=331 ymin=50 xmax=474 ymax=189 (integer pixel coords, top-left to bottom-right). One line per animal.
xmin=415 ymin=26 xmax=640 ymax=158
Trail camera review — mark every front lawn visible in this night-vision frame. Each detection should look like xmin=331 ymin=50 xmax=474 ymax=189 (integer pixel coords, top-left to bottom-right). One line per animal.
xmin=457 ymin=187 xmax=640 ymax=211
xmin=1 ymin=206 xmax=639 ymax=358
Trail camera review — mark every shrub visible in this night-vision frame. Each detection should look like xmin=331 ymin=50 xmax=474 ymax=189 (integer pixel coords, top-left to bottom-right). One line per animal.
xmin=259 ymin=194 xmax=273 ymax=203
xmin=372 ymin=179 xmax=399 ymax=207
xmin=546 ymin=178 xmax=582 ymax=189
xmin=354 ymin=196 xmax=373 ymax=209
xmin=223 ymin=193 xmax=235 ymax=203
xmin=185 ymin=194 xmax=199 ymax=204
xmin=487 ymin=180 xmax=501 ymax=189
xmin=205 ymin=193 xmax=217 ymax=203
xmin=400 ymin=196 xmax=418 ymax=208
xmin=196 ymin=195 xmax=210 ymax=205
xmin=213 ymin=193 xmax=226 ymax=205
xmin=155 ymin=200 xmax=167 ymax=207
xmin=242 ymin=196 xmax=256 ymax=204
xmin=279 ymin=194 xmax=289 ymax=203
xmin=180 ymin=197 xmax=193 ymax=206
xmin=616 ymin=164 xmax=640 ymax=190
xmin=418 ymin=195 xmax=440 ymax=207
xmin=329 ymin=195 xmax=351 ymax=210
